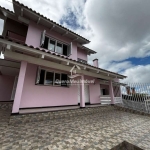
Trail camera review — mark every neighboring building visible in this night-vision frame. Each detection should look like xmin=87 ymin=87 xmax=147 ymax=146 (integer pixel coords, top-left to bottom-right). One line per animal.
xmin=0 ymin=0 xmax=126 ymax=114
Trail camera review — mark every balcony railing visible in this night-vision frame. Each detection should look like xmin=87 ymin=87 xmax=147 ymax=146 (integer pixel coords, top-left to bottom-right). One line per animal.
xmin=6 ymin=31 xmax=26 ymax=44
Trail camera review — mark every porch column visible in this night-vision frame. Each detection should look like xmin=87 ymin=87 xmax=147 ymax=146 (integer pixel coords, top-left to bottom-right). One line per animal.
xmin=109 ymin=80 xmax=115 ymax=105
xmin=12 ymin=61 xmax=27 ymax=113
xmin=80 ymin=75 xmax=85 ymax=108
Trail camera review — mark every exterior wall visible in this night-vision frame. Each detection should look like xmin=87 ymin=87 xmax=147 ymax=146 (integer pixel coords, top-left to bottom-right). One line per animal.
xmin=77 ymin=48 xmax=87 ymax=61
xmin=25 ymin=21 xmax=78 ymax=60
xmin=20 ymin=63 xmax=78 ymax=108
xmin=0 ymin=75 xmax=15 ymax=101
xmin=18 ymin=64 xmax=101 ymax=108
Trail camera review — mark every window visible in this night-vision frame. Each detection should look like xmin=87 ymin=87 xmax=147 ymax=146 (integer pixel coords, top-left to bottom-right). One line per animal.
xmin=54 ymin=73 xmax=61 ymax=85
xmin=42 ymin=36 xmax=71 ymax=56
xmin=36 ymin=67 xmax=68 ymax=87
xmin=56 ymin=43 xmax=63 ymax=54
xmin=78 ymin=58 xmax=87 ymax=64
xmin=61 ymin=74 xmax=68 ymax=87
xmin=39 ymin=69 xmax=45 ymax=85
xmin=48 ymin=40 xmax=56 ymax=52
xmin=45 ymin=71 xmax=54 ymax=85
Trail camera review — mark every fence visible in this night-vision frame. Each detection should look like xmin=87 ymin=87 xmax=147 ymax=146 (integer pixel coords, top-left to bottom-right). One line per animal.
xmin=120 ymin=83 xmax=150 ymax=113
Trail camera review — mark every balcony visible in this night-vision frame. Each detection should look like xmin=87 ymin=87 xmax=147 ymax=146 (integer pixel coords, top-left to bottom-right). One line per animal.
xmin=6 ymin=30 xmax=26 ymax=44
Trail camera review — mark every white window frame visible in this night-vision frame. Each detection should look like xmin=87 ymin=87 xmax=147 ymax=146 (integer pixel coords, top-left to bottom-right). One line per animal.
xmin=44 ymin=35 xmax=70 ymax=56
xmin=39 ymin=67 xmax=68 ymax=87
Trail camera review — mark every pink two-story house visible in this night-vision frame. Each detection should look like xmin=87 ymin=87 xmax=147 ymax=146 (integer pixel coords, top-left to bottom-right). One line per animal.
xmin=0 ymin=0 xmax=126 ymax=114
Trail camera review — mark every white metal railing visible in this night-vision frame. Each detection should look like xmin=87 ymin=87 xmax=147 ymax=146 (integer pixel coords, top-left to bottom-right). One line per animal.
xmin=114 ymin=97 xmax=123 ymax=104
xmin=121 ymin=83 xmax=150 ymax=113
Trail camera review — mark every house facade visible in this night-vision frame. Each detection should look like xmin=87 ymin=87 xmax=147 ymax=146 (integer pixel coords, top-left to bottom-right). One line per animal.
xmin=0 ymin=0 xmax=126 ymax=114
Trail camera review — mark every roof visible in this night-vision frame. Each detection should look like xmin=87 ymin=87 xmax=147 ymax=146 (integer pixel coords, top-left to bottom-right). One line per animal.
xmin=0 ymin=36 xmax=126 ymax=79
xmin=0 ymin=3 xmax=96 ymax=54
xmin=77 ymin=45 xmax=96 ymax=55
xmin=12 ymin=0 xmax=90 ymax=44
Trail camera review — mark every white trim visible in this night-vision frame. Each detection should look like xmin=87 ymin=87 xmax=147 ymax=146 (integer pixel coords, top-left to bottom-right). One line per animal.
xmin=0 ymin=38 xmax=126 ymax=78
xmin=45 ymin=35 xmax=69 ymax=55
xmin=39 ymin=67 xmax=68 ymax=87
xmin=4 ymin=50 xmax=116 ymax=80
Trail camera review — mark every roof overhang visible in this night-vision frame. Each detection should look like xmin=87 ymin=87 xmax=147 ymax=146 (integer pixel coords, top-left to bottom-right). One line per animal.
xmin=0 ymin=38 xmax=126 ymax=80
xmin=12 ymin=0 xmax=90 ymax=45
xmin=77 ymin=44 xmax=96 ymax=55
xmin=99 ymin=79 xmax=127 ymax=86
xmin=0 ymin=59 xmax=20 ymax=76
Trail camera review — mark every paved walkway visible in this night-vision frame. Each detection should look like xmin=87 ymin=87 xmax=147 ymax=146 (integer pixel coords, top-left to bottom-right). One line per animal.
xmin=0 ymin=103 xmax=150 ymax=150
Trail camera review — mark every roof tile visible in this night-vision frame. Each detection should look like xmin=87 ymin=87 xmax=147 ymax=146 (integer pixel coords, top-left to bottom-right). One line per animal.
xmin=0 ymin=36 xmax=126 ymax=77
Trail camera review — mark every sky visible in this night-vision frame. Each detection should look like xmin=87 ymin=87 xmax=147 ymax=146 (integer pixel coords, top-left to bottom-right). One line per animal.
xmin=0 ymin=0 xmax=150 ymax=83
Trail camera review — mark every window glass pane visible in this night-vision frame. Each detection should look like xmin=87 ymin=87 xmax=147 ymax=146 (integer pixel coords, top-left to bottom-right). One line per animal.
xmin=48 ymin=40 xmax=55 ymax=51
xmin=56 ymin=43 xmax=62 ymax=54
xmin=54 ymin=73 xmax=61 ymax=85
xmin=39 ymin=70 xmax=45 ymax=85
xmin=63 ymin=44 xmax=68 ymax=56
xmin=43 ymin=37 xmax=49 ymax=49
xmin=61 ymin=74 xmax=68 ymax=87
xmin=77 ymin=58 xmax=87 ymax=64
xmin=45 ymin=72 xmax=54 ymax=85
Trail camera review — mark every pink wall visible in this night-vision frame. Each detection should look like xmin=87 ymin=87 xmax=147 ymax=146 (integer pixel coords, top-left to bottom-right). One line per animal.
xmin=20 ymin=63 xmax=78 ymax=108
xmin=25 ymin=21 xmax=78 ymax=60
xmin=77 ymin=48 xmax=87 ymax=61
xmin=18 ymin=64 xmax=101 ymax=108
xmin=0 ymin=75 xmax=15 ymax=101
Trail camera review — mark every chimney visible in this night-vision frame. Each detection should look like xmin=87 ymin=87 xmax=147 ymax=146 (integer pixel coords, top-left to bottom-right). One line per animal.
xmin=93 ymin=59 xmax=99 ymax=67
xmin=131 ymin=87 xmax=136 ymax=94
xmin=126 ymin=86 xmax=131 ymax=95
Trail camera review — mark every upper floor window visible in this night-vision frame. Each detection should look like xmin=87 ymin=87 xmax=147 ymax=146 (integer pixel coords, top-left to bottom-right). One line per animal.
xmin=40 ymin=30 xmax=72 ymax=57
xmin=77 ymin=58 xmax=87 ymax=64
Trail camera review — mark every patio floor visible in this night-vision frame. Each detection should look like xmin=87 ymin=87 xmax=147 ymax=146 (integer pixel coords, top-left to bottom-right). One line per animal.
xmin=0 ymin=103 xmax=150 ymax=150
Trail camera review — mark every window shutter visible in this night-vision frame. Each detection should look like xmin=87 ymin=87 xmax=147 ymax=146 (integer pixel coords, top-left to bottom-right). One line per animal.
xmin=36 ymin=66 xmax=41 ymax=84
xmin=40 ymin=30 xmax=46 ymax=47
xmin=67 ymin=42 xmax=72 ymax=57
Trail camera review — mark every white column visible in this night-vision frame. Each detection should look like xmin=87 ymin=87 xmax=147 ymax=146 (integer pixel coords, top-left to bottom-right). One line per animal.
xmin=109 ymin=80 xmax=115 ymax=105
xmin=12 ymin=61 xmax=27 ymax=113
xmin=80 ymin=75 xmax=85 ymax=107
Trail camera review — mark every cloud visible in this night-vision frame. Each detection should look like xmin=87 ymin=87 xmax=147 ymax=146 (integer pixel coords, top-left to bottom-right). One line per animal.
xmin=122 ymin=64 xmax=150 ymax=83
xmin=83 ymin=0 xmax=150 ymax=63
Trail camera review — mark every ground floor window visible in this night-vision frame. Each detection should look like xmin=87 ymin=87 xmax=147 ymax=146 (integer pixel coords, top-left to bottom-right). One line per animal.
xmin=36 ymin=67 xmax=69 ymax=87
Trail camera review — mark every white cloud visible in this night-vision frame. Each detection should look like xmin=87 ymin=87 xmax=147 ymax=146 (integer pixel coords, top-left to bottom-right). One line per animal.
xmin=122 ymin=65 xmax=150 ymax=83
